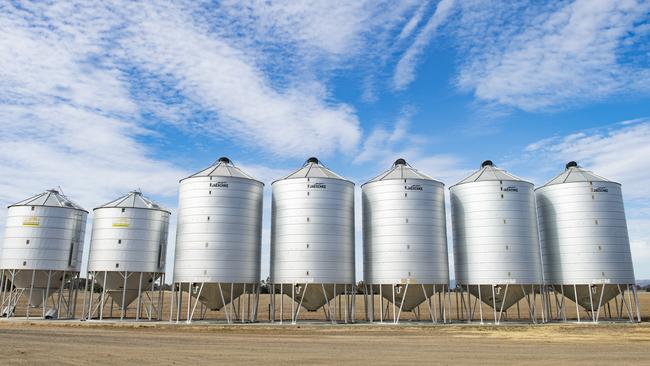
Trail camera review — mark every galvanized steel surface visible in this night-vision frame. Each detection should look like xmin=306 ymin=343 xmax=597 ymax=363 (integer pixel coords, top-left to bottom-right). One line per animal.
xmin=271 ymin=159 xmax=355 ymax=284
xmin=1 ymin=190 xmax=87 ymax=274
xmin=174 ymin=158 xmax=264 ymax=283
xmin=450 ymin=164 xmax=542 ymax=285
xmin=536 ymin=165 xmax=635 ymax=285
xmin=88 ymin=191 xmax=170 ymax=273
xmin=363 ymin=160 xmax=448 ymax=285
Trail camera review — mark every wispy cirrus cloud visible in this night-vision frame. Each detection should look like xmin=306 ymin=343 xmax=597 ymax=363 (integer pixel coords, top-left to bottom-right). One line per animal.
xmin=453 ymin=0 xmax=650 ymax=111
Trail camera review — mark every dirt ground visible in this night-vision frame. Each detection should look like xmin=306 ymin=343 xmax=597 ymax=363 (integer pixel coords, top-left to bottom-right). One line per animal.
xmin=0 ymin=292 xmax=649 ymax=365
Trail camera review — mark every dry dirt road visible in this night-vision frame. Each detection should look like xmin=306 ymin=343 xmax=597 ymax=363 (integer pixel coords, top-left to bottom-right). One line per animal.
xmin=0 ymin=321 xmax=649 ymax=365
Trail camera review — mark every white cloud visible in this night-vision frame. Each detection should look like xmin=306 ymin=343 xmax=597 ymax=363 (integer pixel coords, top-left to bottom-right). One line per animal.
xmin=524 ymin=120 xmax=650 ymax=199
xmin=523 ymin=120 xmax=650 ymax=279
xmin=393 ymin=0 xmax=455 ymax=90
xmin=454 ymin=0 xmax=650 ymax=111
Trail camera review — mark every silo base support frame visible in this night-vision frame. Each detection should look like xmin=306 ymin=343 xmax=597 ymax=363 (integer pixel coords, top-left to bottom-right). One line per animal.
xmin=546 ymin=283 xmax=641 ymax=323
xmin=455 ymin=284 xmax=546 ymax=324
xmin=82 ymin=271 xmax=166 ymax=321
xmin=269 ymin=283 xmax=356 ymax=324
xmin=0 ymin=269 xmax=79 ymax=320
xmin=362 ymin=283 xmax=450 ymax=324
xmin=169 ymin=282 xmax=261 ymax=324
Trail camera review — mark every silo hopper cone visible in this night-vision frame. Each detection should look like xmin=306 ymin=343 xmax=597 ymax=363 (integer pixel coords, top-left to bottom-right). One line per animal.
xmin=468 ymin=285 xmax=527 ymax=311
xmin=95 ymin=272 xmax=160 ymax=309
xmin=376 ymin=284 xmax=435 ymax=312
xmin=191 ymin=283 xmax=245 ymax=311
xmin=277 ymin=283 xmax=340 ymax=312
xmin=555 ymin=284 xmax=621 ymax=311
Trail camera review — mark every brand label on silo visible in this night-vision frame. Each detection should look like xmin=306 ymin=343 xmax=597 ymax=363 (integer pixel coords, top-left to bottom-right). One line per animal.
xmin=112 ymin=217 xmax=129 ymax=227
xmin=210 ymin=181 xmax=229 ymax=188
xmin=308 ymin=183 xmax=326 ymax=189
xmin=405 ymin=184 xmax=423 ymax=191
xmin=503 ymin=186 xmax=518 ymax=192
xmin=22 ymin=216 xmax=40 ymax=227
xmin=593 ymin=187 xmax=608 ymax=193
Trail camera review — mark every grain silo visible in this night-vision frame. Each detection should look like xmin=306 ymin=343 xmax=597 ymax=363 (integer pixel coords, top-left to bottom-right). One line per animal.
xmin=536 ymin=162 xmax=639 ymax=322
xmin=172 ymin=157 xmax=263 ymax=323
xmin=450 ymin=161 xmax=544 ymax=323
xmin=0 ymin=189 xmax=87 ymax=319
xmin=84 ymin=191 xmax=170 ymax=321
xmin=270 ymin=157 xmax=355 ymax=323
xmin=362 ymin=158 xmax=449 ymax=323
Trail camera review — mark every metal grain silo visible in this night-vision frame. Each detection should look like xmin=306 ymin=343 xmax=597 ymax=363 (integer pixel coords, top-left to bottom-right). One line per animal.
xmin=84 ymin=191 xmax=170 ymax=321
xmin=362 ymin=159 xmax=449 ymax=323
xmin=536 ymin=162 xmax=639 ymax=322
xmin=270 ymin=157 xmax=355 ymax=323
xmin=450 ymin=161 xmax=543 ymax=323
xmin=0 ymin=189 xmax=87 ymax=319
xmin=172 ymin=157 xmax=263 ymax=323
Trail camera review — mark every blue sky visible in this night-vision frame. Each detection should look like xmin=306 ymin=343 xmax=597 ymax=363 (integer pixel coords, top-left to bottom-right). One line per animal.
xmin=1 ymin=1 xmax=650 ymax=280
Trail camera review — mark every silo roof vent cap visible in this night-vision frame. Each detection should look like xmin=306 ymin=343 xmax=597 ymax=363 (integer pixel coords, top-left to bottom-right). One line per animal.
xmin=217 ymin=157 xmax=231 ymax=164
xmin=393 ymin=158 xmax=407 ymax=166
xmin=481 ymin=160 xmax=494 ymax=168
xmin=565 ymin=161 xmax=578 ymax=170
xmin=306 ymin=157 xmax=319 ymax=165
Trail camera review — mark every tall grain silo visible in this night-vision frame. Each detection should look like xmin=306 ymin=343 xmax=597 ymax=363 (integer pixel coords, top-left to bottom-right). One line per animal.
xmin=450 ymin=161 xmax=544 ymax=323
xmin=270 ymin=157 xmax=355 ymax=323
xmin=536 ymin=161 xmax=639 ymax=322
xmin=172 ymin=157 xmax=263 ymax=323
xmin=84 ymin=191 xmax=170 ymax=321
xmin=0 ymin=189 xmax=87 ymax=319
xmin=362 ymin=159 xmax=449 ymax=323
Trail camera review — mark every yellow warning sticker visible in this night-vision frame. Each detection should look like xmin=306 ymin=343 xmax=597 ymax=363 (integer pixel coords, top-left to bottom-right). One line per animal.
xmin=112 ymin=217 xmax=129 ymax=227
xmin=22 ymin=216 xmax=40 ymax=227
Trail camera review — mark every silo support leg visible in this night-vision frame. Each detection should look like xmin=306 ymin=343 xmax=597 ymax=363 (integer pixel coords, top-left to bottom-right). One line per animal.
xmin=43 ymin=270 xmax=52 ymax=318
xmin=497 ymin=284 xmax=509 ymax=324
xmin=632 ymin=285 xmax=641 ymax=322
xmin=595 ymin=283 xmax=606 ymax=322
xmin=477 ymin=284 xmax=484 ymax=324
xmin=293 ymin=283 xmax=308 ymax=323
xmin=573 ymin=285 xmax=580 ymax=323
xmin=217 ymin=282 xmax=231 ymax=323
xmin=395 ymin=283 xmax=408 ymax=324
xmin=321 ymin=284 xmax=332 ymax=322
xmin=188 ymin=282 xmax=204 ymax=323
xmin=421 ymin=285 xmax=434 ymax=323
xmin=588 ymin=284 xmax=595 ymax=322
xmin=168 ymin=282 xmax=175 ymax=322
xmin=136 ymin=272 xmax=143 ymax=321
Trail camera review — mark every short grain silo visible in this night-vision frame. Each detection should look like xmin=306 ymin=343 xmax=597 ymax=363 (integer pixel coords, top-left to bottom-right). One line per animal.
xmin=0 ymin=189 xmax=87 ymax=319
xmin=270 ymin=157 xmax=355 ymax=323
xmin=84 ymin=191 xmax=170 ymax=321
xmin=536 ymin=162 xmax=638 ymax=322
xmin=450 ymin=161 xmax=544 ymax=323
xmin=172 ymin=157 xmax=263 ymax=323
xmin=362 ymin=159 xmax=449 ymax=323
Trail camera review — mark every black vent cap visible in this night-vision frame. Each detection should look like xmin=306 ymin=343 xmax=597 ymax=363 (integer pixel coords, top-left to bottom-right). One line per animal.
xmin=394 ymin=158 xmax=407 ymax=166
xmin=566 ymin=161 xmax=578 ymax=170
xmin=217 ymin=157 xmax=231 ymax=164
xmin=306 ymin=157 xmax=319 ymax=164
xmin=481 ymin=160 xmax=494 ymax=168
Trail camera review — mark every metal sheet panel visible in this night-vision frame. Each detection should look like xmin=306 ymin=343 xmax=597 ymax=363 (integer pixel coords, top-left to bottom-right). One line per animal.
xmin=1 ymin=205 xmax=86 ymax=274
xmin=451 ymin=180 xmax=542 ymax=285
xmin=271 ymin=177 xmax=355 ymax=284
xmin=363 ymin=178 xmax=449 ymax=284
xmin=536 ymin=181 xmax=634 ymax=284
xmin=88 ymin=206 xmax=170 ymax=273
xmin=174 ymin=176 xmax=263 ymax=283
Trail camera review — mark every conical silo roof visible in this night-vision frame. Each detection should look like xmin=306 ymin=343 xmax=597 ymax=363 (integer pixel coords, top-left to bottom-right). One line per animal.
xmin=274 ymin=157 xmax=351 ymax=183
xmin=363 ymin=158 xmax=440 ymax=186
xmin=95 ymin=191 xmax=170 ymax=213
xmin=452 ymin=160 xmax=528 ymax=186
xmin=9 ymin=189 xmax=87 ymax=212
xmin=539 ymin=161 xmax=617 ymax=187
xmin=181 ymin=156 xmax=263 ymax=184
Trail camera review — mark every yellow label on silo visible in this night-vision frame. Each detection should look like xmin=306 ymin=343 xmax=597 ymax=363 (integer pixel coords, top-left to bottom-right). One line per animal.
xmin=112 ymin=217 xmax=129 ymax=227
xmin=22 ymin=216 xmax=40 ymax=227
